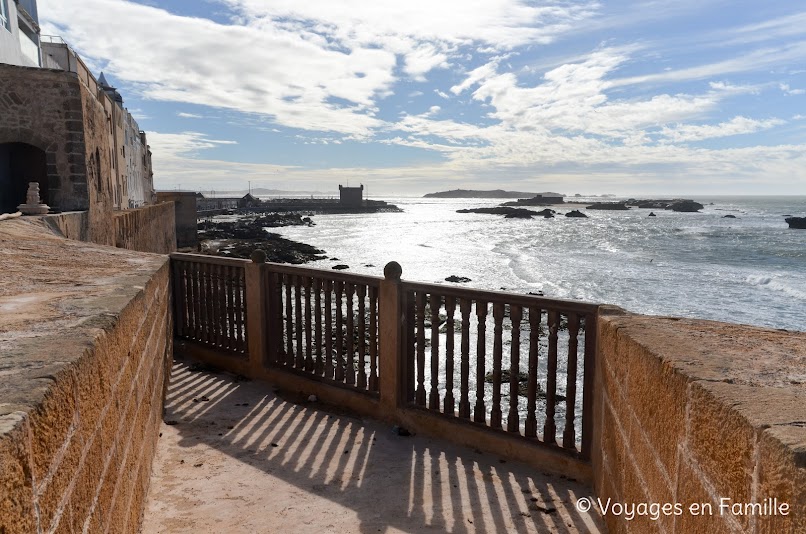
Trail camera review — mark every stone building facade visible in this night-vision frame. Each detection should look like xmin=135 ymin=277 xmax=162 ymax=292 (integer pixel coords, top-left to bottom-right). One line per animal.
xmin=0 ymin=34 xmax=155 ymax=244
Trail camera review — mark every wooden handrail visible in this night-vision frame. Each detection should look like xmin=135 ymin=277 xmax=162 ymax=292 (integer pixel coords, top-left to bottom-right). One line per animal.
xmin=400 ymin=280 xmax=600 ymax=315
xmin=170 ymin=254 xmax=599 ymax=463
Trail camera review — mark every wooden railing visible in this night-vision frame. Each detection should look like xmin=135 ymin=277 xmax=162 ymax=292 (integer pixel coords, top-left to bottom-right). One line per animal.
xmin=170 ymin=253 xmax=600 ymax=468
xmin=400 ymin=283 xmax=598 ymax=458
xmin=172 ymin=254 xmax=247 ymax=355
xmin=264 ymin=264 xmax=381 ymax=394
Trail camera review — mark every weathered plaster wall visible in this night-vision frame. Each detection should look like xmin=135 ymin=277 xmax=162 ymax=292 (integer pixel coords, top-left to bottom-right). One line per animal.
xmin=592 ymin=307 xmax=806 ymax=533
xmin=156 ymin=191 xmax=198 ymax=249
xmin=113 ymin=202 xmax=177 ymax=254
xmin=0 ymin=217 xmax=172 ymax=534
xmin=78 ymin=80 xmax=116 ymax=246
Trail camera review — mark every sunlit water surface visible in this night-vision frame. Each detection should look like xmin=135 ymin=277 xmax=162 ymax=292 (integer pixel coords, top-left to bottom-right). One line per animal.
xmin=274 ymin=196 xmax=805 ymax=332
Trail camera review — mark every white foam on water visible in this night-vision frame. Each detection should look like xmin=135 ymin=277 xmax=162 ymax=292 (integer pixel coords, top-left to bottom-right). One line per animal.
xmin=745 ymin=274 xmax=806 ymax=301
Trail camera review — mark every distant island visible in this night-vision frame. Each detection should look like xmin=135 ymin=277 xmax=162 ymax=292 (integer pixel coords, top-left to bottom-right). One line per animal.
xmin=424 ymin=189 xmax=562 ymax=199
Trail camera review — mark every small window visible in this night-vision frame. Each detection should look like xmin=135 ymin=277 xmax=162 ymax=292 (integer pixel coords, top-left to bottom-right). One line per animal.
xmin=1 ymin=0 xmax=9 ymax=31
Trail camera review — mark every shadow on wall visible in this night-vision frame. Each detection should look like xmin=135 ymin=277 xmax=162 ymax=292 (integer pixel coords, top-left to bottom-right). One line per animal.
xmin=146 ymin=361 xmax=603 ymax=533
xmin=0 ymin=142 xmax=48 ymax=213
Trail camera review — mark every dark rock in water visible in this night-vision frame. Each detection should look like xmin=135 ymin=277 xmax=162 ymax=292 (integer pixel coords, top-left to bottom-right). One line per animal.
xmin=625 ymin=198 xmax=704 ymax=212
xmin=535 ymin=209 xmax=555 ymax=217
xmin=501 ymin=195 xmax=564 ymax=206
xmin=364 ymin=264 xmax=375 ymax=267
xmin=565 ymin=210 xmax=587 ymax=218
xmin=332 ymin=264 xmax=350 ymax=270
xmin=785 ymin=217 xmax=806 ymax=229
xmin=200 ymin=227 xmax=326 ymax=263
xmin=586 ymin=202 xmax=630 ymax=210
xmin=527 ymin=291 xmax=544 ymax=296
xmin=445 ymin=275 xmax=472 ymax=283
xmin=330 ymin=257 xmax=340 ymax=261
xmin=197 ymin=213 xmax=314 ymax=241
xmin=648 ymin=212 xmax=656 ymax=217
xmin=457 ymin=207 xmax=542 ymax=218
xmin=670 ymin=200 xmax=704 ymax=212
xmin=723 ymin=214 xmax=737 ymax=219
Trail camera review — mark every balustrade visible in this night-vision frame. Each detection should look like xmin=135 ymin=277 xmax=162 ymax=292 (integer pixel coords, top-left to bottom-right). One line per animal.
xmin=170 ymin=253 xmax=598 ymax=460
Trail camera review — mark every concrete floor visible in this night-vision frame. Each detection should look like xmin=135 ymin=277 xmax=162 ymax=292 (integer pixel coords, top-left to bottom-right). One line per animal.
xmin=142 ymin=361 xmax=605 ymax=533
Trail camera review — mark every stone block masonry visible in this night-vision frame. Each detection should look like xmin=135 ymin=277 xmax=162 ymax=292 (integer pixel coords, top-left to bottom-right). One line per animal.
xmin=0 ymin=64 xmax=116 ymax=245
xmin=592 ymin=307 xmax=806 ymax=533
xmin=113 ymin=202 xmax=177 ymax=254
xmin=0 ymin=218 xmax=172 ymax=533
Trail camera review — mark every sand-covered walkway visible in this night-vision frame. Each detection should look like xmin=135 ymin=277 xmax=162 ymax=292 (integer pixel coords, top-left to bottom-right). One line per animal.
xmin=142 ymin=361 xmax=604 ymax=533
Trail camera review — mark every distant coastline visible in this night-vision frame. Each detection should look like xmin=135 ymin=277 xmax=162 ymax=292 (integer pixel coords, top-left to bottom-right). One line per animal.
xmin=424 ymin=189 xmax=557 ymax=199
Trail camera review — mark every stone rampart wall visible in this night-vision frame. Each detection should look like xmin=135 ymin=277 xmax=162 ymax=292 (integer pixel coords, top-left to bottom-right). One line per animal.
xmin=113 ymin=202 xmax=177 ymax=254
xmin=0 ymin=65 xmax=89 ymax=213
xmin=156 ymin=191 xmax=198 ymax=249
xmin=592 ymin=307 xmax=805 ymax=533
xmin=0 ymin=218 xmax=172 ymax=533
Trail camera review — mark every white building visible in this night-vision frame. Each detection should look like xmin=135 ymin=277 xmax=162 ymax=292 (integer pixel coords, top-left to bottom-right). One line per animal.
xmin=0 ymin=0 xmax=40 ymax=67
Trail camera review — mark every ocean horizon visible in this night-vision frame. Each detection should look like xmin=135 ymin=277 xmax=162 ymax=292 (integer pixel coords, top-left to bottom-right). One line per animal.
xmin=271 ymin=194 xmax=805 ymax=333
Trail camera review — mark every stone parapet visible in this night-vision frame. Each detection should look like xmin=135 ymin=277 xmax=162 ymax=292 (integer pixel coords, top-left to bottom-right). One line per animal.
xmin=0 ymin=218 xmax=172 ymax=533
xmin=113 ymin=202 xmax=177 ymax=254
xmin=592 ymin=307 xmax=805 ymax=533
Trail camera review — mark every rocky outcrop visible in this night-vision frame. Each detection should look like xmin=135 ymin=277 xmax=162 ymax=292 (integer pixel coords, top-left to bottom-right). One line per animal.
xmin=501 ymin=194 xmax=564 ymax=206
xmin=565 ymin=210 xmax=587 ymax=218
xmin=669 ymin=200 xmax=704 ymax=212
xmin=201 ymin=234 xmax=326 ymax=263
xmin=504 ymin=211 xmax=534 ymax=219
xmin=648 ymin=212 xmax=656 ymax=217
xmin=723 ymin=214 xmax=737 ymax=219
xmin=445 ymin=275 xmax=472 ymax=283
xmin=198 ymin=213 xmax=314 ymax=240
xmin=586 ymin=202 xmax=630 ymax=210
xmin=785 ymin=216 xmax=806 ymax=229
xmin=625 ymin=198 xmax=704 ymax=212
xmin=457 ymin=207 xmax=541 ymax=218
xmin=198 ymin=214 xmax=325 ymax=263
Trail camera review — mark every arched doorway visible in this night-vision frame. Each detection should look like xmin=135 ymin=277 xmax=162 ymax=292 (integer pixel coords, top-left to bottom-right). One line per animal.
xmin=0 ymin=142 xmax=48 ymax=214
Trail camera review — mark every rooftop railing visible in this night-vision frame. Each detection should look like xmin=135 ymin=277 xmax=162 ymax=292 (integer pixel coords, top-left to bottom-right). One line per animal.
xmin=170 ymin=252 xmax=601 ymax=476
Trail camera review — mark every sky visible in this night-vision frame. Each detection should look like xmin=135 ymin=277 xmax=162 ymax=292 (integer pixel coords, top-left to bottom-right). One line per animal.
xmin=38 ymin=0 xmax=806 ymax=196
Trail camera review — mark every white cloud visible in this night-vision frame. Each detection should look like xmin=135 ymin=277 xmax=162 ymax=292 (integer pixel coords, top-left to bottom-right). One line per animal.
xmin=610 ymin=42 xmax=806 ymax=88
xmin=660 ymin=116 xmax=786 ymax=142
xmin=708 ymin=81 xmax=762 ymax=95
xmin=780 ymin=83 xmax=806 ymax=96
xmin=40 ymin=0 xmax=806 ymax=194
xmin=41 ymin=0 xmax=394 ymax=137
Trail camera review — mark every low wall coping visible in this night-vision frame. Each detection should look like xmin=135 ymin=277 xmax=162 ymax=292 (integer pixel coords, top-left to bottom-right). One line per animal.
xmin=0 ymin=217 xmax=168 ymax=434
xmin=600 ymin=311 xmax=806 ymax=464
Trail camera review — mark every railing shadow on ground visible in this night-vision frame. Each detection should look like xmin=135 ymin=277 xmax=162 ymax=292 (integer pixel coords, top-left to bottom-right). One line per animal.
xmin=145 ymin=360 xmax=605 ymax=534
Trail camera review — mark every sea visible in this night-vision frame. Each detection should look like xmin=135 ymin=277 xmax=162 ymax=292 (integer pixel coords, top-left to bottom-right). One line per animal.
xmin=274 ymin=195 xmax=806 ymax=333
